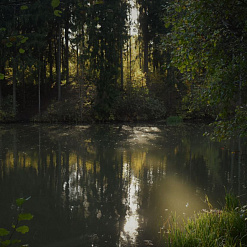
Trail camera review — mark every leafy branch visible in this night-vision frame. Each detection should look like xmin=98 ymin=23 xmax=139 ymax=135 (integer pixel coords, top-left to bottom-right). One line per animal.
xmin=0 ymin=197 xmax=33 ymax=247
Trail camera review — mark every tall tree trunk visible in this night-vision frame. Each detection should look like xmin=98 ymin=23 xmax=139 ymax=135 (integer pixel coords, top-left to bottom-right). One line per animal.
xmin=142 ymin=8 xmax=149 ymax=86
xmin=139 ymin=39 xmax=142 ymax=70
xmin=13 ymin=58 xmax=17 ymax=117
xmin=0 ymin=57 xmax=4 ymax=108
xmin=38 ymin=63 xmax=41 ymax=115
xmin=79 ymin=27 xmax=84 ymax=121
xmin=61 ymin=37 xmax=64 ymax=72
xmin=0 ymin=65 xmax=3 ymax=108
xmin=143 ymin=34 xmax=149 ymax=85
xmin=0 ymin=81 xmax=2 ymax=108
xmin=129 ymin=36 xmax=132 ymax=83
xmin=12 ymin=7 xmax=17 ymax=117
xmin=76 ymin=45 xmax=79 ymax=91
xmin=43 ymin=56 xmax=47 ymax=96
xmin=120 ymin=44 xmax=124 ymax=91
xmin=49 ymin=39 xmax=53 ymax=85
xmin=22 ymin=63 xmax=25 ymax=109
xmin=57 ymin=22 xmax=61 ymax=101
xmin=120 ymin=2 xmax=124 ymax=91
xmin=65 ymin=5 xmax=69 ymax=85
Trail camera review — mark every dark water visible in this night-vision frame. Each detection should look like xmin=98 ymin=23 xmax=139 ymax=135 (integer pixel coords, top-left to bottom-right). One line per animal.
xmin=0 ymin=124 xmax=246 ymax=247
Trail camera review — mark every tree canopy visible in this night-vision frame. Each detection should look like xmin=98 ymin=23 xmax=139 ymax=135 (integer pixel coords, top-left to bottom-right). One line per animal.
xmin=164 ymin=0 xmax=247 ymax=139
xmin=1 ymin=0 xmax=247 ymax=139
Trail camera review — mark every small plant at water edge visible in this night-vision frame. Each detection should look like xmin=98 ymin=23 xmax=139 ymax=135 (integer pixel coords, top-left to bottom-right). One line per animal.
xmin=0 ymin=197 xmax=33 ymax=247
xmin=166 ymin=194 xmax=247 ymax=246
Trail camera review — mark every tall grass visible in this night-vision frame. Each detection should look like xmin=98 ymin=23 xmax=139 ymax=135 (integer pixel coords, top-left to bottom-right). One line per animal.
xmin=166 ymin=194 xmax=247 ymax=246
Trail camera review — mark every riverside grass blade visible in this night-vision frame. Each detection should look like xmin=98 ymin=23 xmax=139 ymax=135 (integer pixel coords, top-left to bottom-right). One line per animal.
xmin=166 ymin=194 xmax=247 ymax=247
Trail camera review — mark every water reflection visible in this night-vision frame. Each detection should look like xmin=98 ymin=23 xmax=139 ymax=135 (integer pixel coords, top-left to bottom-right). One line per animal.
xmin=0 ymin=124 xmax=246 ymax=247
xmin=121 ymin=163 xmax=139 ymax=244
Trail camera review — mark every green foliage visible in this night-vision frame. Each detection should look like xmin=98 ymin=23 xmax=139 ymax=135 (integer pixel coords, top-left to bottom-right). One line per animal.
xmin=0 ymin=229 xmax=10 ymax=237
xmin=0 ymin=96 xmax=16 ymax=122
xmin=18 ymin=214 xmax=33 ymax=222
xmin=20 ymin=5 xmax=28 ymax=11
xmin=0 ymin=197 xmax=33 ymax=247
xmin=224 ymin=192 xmax=240 ymax=211
xmin=0 ymin=0 xmax=178 ymax=123
xmin=39 ymin=86 xmax=166 ymax=123
xmin=15 ymin=226 xmax=29 ymax=235
xmin=166 ymin=194 xmax=247 ymax=247
xmin=164 ymin=0 xmax=247 ymax=137
xmin=166 ymin=116 xmax=183 ymax=125
xmin=210 ymin=105 xmax=247 ymax=140
xmin=54 ymin=10 xmax=62 ymax=17
xmin=51 ymin=0 xmax=60 ymax=9
xmin=16 ymin=198 xmax=26 ymax=207
xmin=137 ymin=0 xmax=169 ymax=73
xmin=18 ymin=48 xmax=25 ymax=54
xmin=85 ymin=0 xmax=129 ymax=116
xmin=113 ymin=88 xmax=167 ymax=121
xmin=38 ymin=98 xmax=87 ymax=123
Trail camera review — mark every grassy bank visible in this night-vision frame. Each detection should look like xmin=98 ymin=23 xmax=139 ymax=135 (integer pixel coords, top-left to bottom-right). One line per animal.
xmin=166 ymin=194 xmax=247 ymax=246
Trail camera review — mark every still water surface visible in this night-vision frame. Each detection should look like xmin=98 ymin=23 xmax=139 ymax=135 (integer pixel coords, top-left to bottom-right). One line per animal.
xmin=0 ymin=124 xmax=246 ymax=247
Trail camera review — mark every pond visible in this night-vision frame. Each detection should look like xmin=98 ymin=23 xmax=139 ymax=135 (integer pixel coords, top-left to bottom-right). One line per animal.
xmin=0 ymin=124 xmax=246 ymax=247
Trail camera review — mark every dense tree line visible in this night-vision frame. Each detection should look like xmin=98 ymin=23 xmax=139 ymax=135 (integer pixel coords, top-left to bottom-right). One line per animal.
xmin=0 ymin=0 xmax=172 ymax=122
xmin=1 ymin=0 xmax=247 ymax=138
xmin=164 ymin=0 xmax=247 ymax=138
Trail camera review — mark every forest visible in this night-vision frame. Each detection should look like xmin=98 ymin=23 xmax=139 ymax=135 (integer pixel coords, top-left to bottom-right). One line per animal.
xmin=1 ymin=0 xmax=247 ymax=138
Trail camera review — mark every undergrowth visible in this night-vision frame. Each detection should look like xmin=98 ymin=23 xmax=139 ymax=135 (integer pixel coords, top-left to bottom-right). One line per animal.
xmin=165 ymin=193 xmax=247 ymax=247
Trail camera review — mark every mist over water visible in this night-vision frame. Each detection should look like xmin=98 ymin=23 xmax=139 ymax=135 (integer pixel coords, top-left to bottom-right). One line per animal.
xmin=0 ymin=124 xmax=246 ymax=246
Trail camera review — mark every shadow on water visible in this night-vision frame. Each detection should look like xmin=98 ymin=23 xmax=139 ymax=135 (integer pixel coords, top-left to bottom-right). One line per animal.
xmin=0 ymin=123 xmax=246 ymax=246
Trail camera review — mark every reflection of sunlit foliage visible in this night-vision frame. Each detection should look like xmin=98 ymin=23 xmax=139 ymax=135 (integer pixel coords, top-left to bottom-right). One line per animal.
xmin=0 ymin=124 xmax=247 ymax=246
xmin=121 ymin=167 xmax=140 ymax=244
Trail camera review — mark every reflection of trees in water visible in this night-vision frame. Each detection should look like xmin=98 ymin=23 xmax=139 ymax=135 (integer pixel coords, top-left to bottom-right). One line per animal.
xmin=0 ymin=124 xmax=246 ymax=246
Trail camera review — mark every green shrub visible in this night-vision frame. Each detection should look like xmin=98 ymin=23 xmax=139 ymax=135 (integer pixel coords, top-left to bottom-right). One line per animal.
xmin=35 ymin=99 xmax=86 ymax=123
xmin=0 ymin=96 xmax=16 ymax=122
xmin=113 ymin=89 xmax=167 ymax=121
xmin=0 ymin=197 xmax=33 ymax=247
xmin=166 ymin=115 xmax=183 ymax=125
xmin=225 ymin=192 xmax=240 ymax=211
